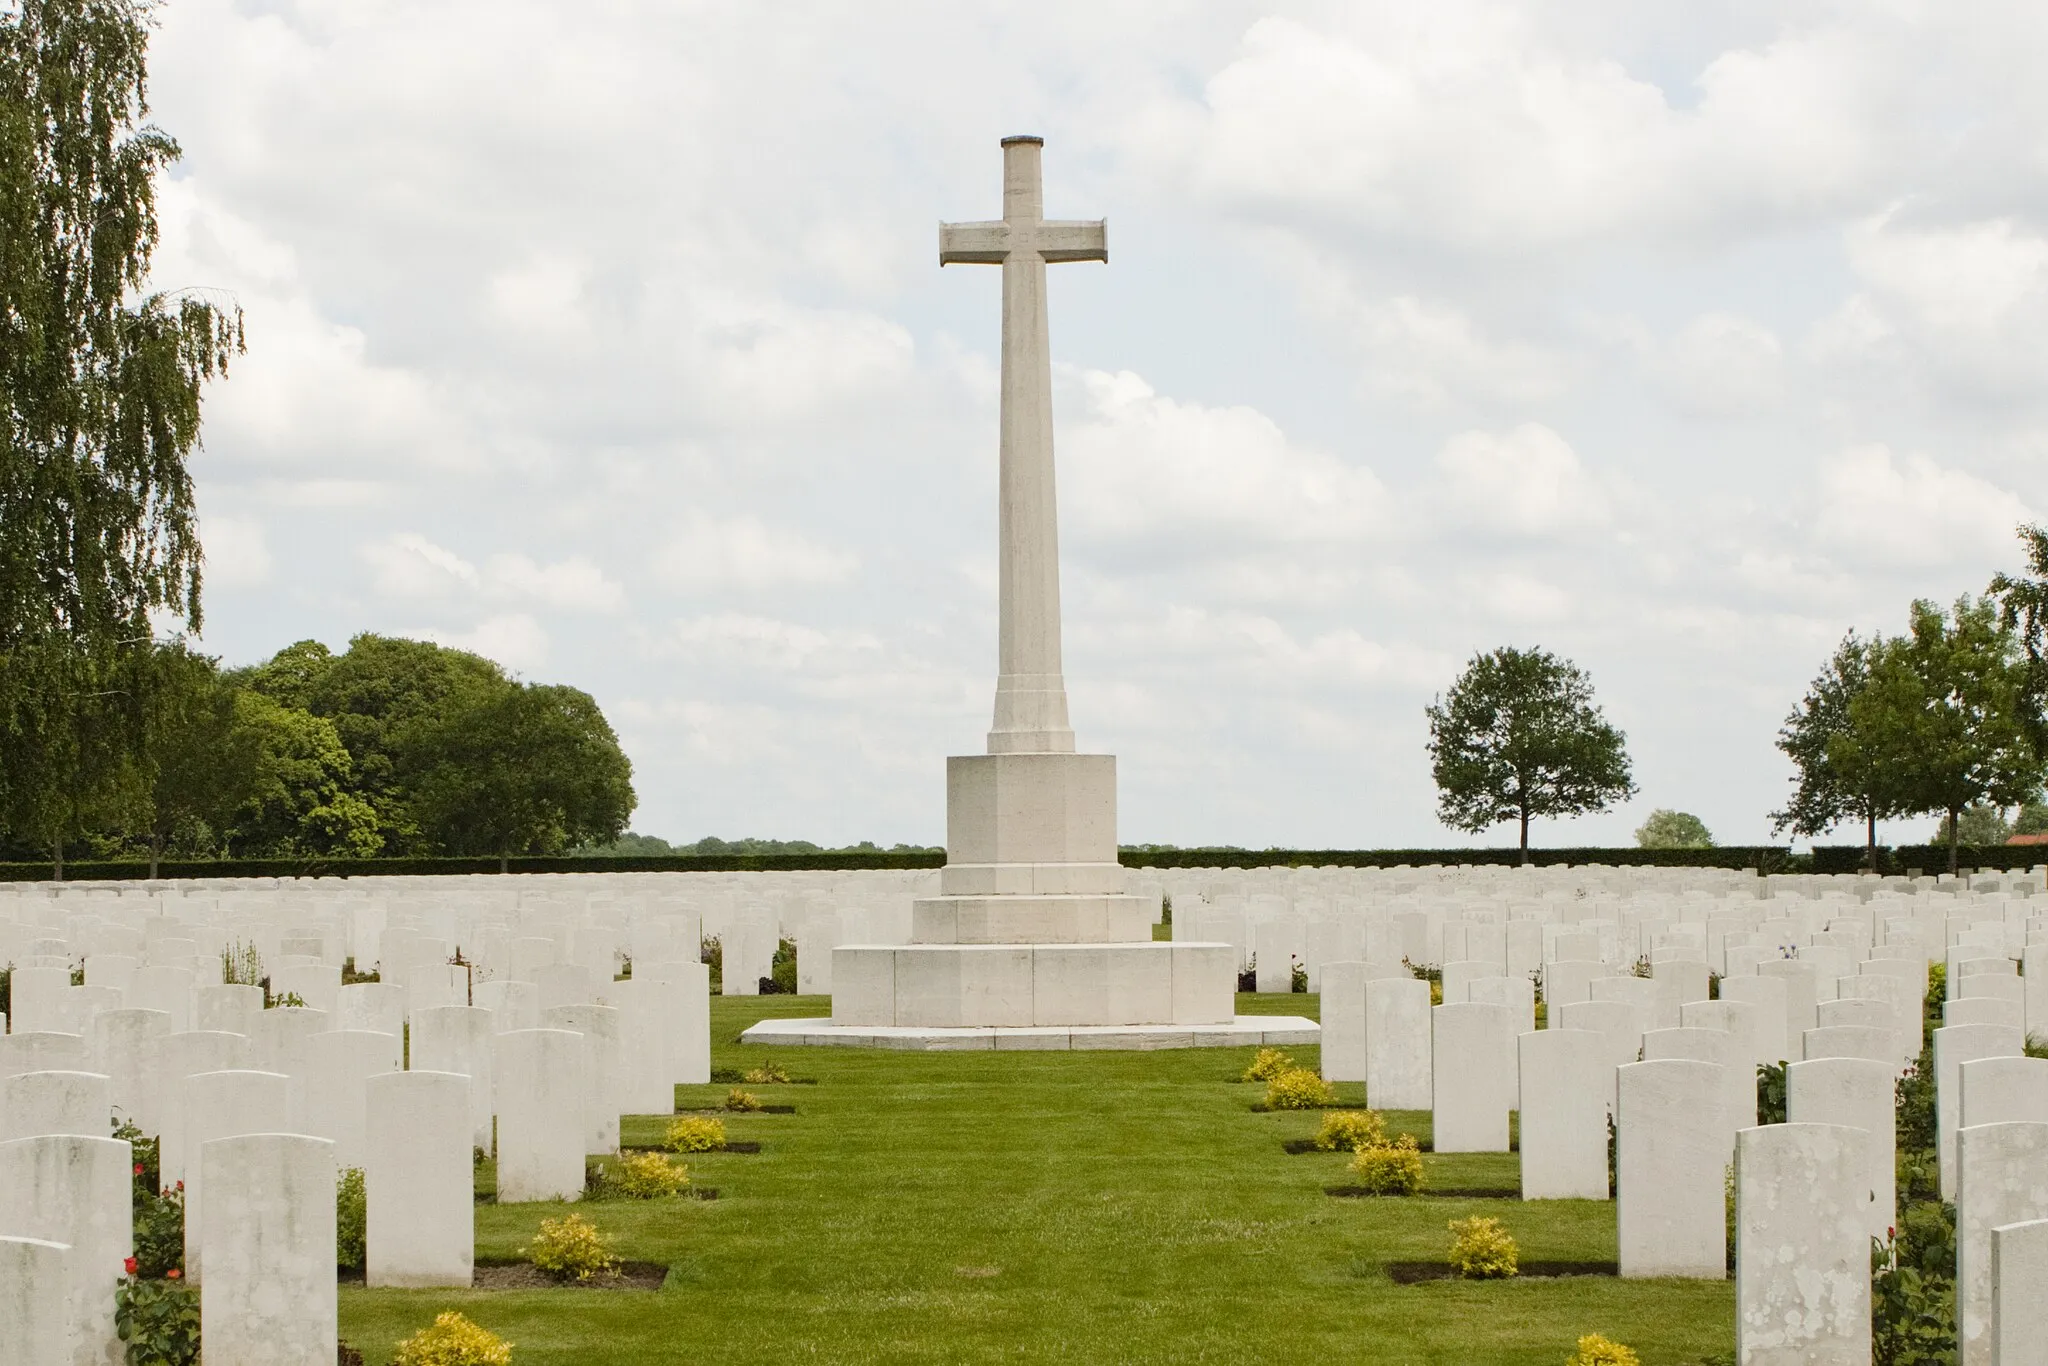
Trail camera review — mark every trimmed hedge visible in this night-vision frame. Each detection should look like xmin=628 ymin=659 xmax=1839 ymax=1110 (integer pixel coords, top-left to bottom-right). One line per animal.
xmin=3 ymin=844 xmax=2036 ymax=883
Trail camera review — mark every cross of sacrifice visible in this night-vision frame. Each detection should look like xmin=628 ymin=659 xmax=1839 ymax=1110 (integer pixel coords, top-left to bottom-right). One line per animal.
xmin=939 ymin=135 xmax=1106 ymax=757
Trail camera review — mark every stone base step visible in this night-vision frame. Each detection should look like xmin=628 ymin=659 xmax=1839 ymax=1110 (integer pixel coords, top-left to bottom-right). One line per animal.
xmin=736 ymin=1015 xmax=1321 ymax=1052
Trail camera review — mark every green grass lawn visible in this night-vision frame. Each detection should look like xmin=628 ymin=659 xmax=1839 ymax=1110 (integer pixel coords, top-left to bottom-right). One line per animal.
xmin=339 ymin=994 xmax=1734 ymax=1365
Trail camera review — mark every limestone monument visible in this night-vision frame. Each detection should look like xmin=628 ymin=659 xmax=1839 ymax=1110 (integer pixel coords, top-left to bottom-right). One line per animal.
xmin=744 ymin=136 xmax=1302 ymax=1049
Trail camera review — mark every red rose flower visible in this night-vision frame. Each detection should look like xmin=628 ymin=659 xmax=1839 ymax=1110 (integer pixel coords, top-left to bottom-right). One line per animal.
xmin=124 ymin=1256 xmax=138 ymax=1275
xmin=166 ymin=1268 xmax=181 ymax=1279
xmin=133 ymin=1163 xmax=143 ymax=1176
xmin=174 ymin=1180 xmax=184 ymax=1191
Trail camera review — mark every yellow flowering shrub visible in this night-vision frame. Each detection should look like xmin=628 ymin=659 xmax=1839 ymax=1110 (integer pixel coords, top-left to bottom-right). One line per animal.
xmin=391 ymin=1312 xmax=513 ymax=1366
xmin=1313 ymin=1110 xmax=1387 ymax=1152
xmin=1242 ymin=1047 xmax=1295 ymax=1082
xmin=1349 ymin=1134 xmax=1425 ymax=1195
xmin=1447 ymin=1216 xmax=1519 ymax=1279
xmin=1565 ymin=1334 xmax=1640 ymax=1366
xmin=665 ymin=1116 xmax=728 ymax=1153
xmin=610 ymin=1151 xmax=689 ymax=1199
xmin=742 ymin=1060 xmax=790 ymax=1084
xmin=1264 ymin=1067 xmax=1338 ymax=1110
xmin=524 ymin=1213 xmax=619 ymax=1282
xmin=724 ymin=1088 xmax=763 ymax=1112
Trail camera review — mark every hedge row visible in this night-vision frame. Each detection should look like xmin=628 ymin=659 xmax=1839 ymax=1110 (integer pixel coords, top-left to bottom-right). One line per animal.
xmin=3 ymin=844 xmax=2039 ymax=882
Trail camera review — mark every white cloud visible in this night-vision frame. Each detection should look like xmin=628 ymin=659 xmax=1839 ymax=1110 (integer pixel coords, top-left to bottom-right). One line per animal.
xmin=484 ymin=554 xmax=626 ymax=613
xmin=200 ymin=516 xmax=275 ymax=589
xmin=362 ymin=535 xmax=626 ymax=613
xmin=1433 ymin=424 xmax=1612 ymax=536
xmin=418 ymin=614 xmax=550 ymax=671
xmin=1063 ymin=369 xmax=1384 ymax=545
xmin=1812 ymin=446 xmax=2033 ymax=570
xmin=653 ymin=514 xmax=858 ymax=593
xmin=1652 ymin=312 xmax=1786 ymax=416
xmin=362 ymin=533 xmax=478 ymax=599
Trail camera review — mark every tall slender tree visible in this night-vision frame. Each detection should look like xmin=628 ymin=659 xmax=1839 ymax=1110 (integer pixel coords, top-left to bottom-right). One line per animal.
xmin=0 ymin=0 xmax=242 ymax=869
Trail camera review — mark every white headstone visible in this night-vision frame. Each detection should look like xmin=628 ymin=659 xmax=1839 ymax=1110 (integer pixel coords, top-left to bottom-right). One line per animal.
xmin=1961 ymin=1056 xmax=2048 ymax=1130
xmin=365 ymin=1071 xmax=471 ymax=1287
xmin=199 ymin=1132 xmax=338 ymax=1366
xmin=1364 ymin=977 xmax=1431 ymax=1110
xmin=0 ymin=1235 xmax=72 ymax=1366
xmin=1431 ymin=1002 xmax=1514 ymax=1153
xmin=1318 ymin=961 xmax=1366 ymax=1083
xmin=1939 ymin=1024 xmax=2026 ymax=1198
xmin=299 ymin=1030 xmax=399 ymax=1169
xmin=1719 ymin=975 xmax=1792 ymax=1064
xmin=1734 ymin=1122 xmax=1873 ymax=1365
xmin=1787 ymin=1056 xmax=1896 ymax=1243
xmin=1644 ymin=1026 xmax=1756 ymax=1139
xmin=1991 ymin=1216 xmax=2048 ymax=1366
xmin=1958 ymin=1121 xmax=2048 ymax=1366
xmin=0 ymin=1070 xmax=109 ymax=1142
xmin=473 ymin=978 xmax=539 ymax=1031
xmin=494 ymin=1028 xmax=585 ymax=1202
xmin=409 ymin=1005 xmax=496 ymax=1148
xmin=539 ymin=1003 xmax=622 ymax=1154
xmin=152 ymin=1030 xmax=251 ymax=1186
xmin=1617 ymin=1058 xmax=1727 ymax=1278
xmin=1518 ymin=1028 xmax=1609 ymax=1200
xmin=181 ymin=1069 xmax=289 ymax=1284
xmin=0 ymin=1133 xmax=131 ymax=1366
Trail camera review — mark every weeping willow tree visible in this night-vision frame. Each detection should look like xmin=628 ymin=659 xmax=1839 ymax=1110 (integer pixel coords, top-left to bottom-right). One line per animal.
xmin=0 ymin=0 xmax=243 ymax=872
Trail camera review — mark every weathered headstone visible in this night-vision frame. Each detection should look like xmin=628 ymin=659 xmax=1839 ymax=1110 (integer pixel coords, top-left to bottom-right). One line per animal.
xmin=0 ymin=1070 xmax=110 ymax=1142
xmin=1938 ymin=1024 xmax=2026 ymax=1198
xmin=0 ymin=1133 xmax=131 ymax=1366
xmin=199 ymin=1132 xmax=338 ymax=1365
xmin=1957 ymin=1121 xmax=2048 ymax=1366
xmin=1787 ymin=1057 xmax=1895 ymax=1242
xmin=181 ymin=1069 xmax=289 ymax=1284
xmin=1318 ymin=961 xmax=1367 ymax=1083
xmin=409 ymin=1005 xmax=496 ymax=1148
xmin=1734 ymin=1122 xmax=1872 ymax=1365
xmin=1644 ymin=1026 xmax=1756 ymax=1140
xmin=1991 ymin=1216 xmax=2048 ymax=1366
xmin=0 ymin=1235 xmax=73 ymax=1366
xmin=540 ymin=1003 xmax=623 ymax=1154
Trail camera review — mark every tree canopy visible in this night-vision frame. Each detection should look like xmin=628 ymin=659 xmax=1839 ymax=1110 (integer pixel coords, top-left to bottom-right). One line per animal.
xmin=1635 ymin=809 xmax=1713 ymax=849
xmin=1772 ymin=631 xmax=1910 ymax=868
xmin=1424 ymin=646 xmax=1635 ymax=859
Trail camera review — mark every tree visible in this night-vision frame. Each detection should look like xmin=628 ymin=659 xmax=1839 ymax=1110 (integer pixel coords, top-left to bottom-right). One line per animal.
xmin=0 ymin=0 xmax=242 ymax=650
xmin=405 ymin=682 xmax=635 ymax=870
xmin=1988 ymin=523 xmax=2048 ymax=750
xmin=1937 ymin=804 xmax=2012 ymax=847
xmin=0 ymin=0 xmax=241 ymax=871
xmin=1425 ymin=647 xmax=1635 ymax=861
xmin=1635 ymin=809 xmax=1713 ymax=848
xmin=219 ymin=691 xmax=381 ymax=859
xmin=1772 ymin=632 xmax=1909 ymax=870
xmin=1849 ymin=596 xmax=2040 ymax=874
xmin=263 ymin=634 xmax=508 ymax=854
xmin=135 ymin=641 xmax=258 ymax=875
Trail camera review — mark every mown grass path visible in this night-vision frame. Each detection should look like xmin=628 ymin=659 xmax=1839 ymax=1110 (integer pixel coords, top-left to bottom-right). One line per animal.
xmin=339 ymin=995 xmax=1733 ymax=1364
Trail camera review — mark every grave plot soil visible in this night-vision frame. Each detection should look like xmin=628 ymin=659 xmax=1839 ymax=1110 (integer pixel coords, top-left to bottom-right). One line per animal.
xmin=339 ymin=993 xmax=1734 ymax=1366
xmin=674 ymin=1104 xmax=797 ymax=1115
xmin=620 ymin=1140 xmax=762 ymax=1154
xmin=1386 ymin=1260 xmax=1619 ymax=1284
xmin=1326 ymin=1185 xmax=1525 ymax=1200
xmin=471 ymin=1259 xmax=670 ymax=1291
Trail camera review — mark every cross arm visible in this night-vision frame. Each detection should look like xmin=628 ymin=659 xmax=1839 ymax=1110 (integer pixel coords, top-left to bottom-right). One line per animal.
xmin=939 ymin=220 xmax=1009 ymax=265
xmin=1036 ymin=219 xmax=1108 ymax=264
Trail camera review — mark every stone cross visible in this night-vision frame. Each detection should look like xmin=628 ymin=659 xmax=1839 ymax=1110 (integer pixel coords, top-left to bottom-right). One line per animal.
xmin=940 ymin=135 xmax=1106 ymax=756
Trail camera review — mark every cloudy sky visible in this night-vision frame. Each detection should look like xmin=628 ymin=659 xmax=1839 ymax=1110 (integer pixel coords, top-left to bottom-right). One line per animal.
xmin=146 ymin=1 xmax=2048 ymax=850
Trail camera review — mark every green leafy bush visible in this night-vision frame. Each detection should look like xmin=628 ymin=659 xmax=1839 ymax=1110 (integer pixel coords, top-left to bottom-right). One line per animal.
xmin=665 ymin=1116 xmax=728 ymax=1153
xmin=606 ymin=1151 xmax=689 ymax=1199
xmin=1755 ymin=1062 xmax=1788 ymax=1125
xmin=525 ymin=1212 xmax=619 ymax=1282
xmin=1565 ymin=1334 xmax=1640 ymax=1366
xmin=742 ymin=1060 xmax=790 ymax=1084
xmin=337 ymin=1167 xmax=367 ymax=1272
xmin=1872 ymin=1230 xmax=1955 ymax=1366
xmin=1350 ymin=1135 xmax=1425 ymax=1195
xmin=131 ymin=1182 xmax=184 ymax=1280
xmin=724 ymin=1088 xmax=763 ymax=1112
xmin=391 ymin=1311 xmax=514 ymax=1366
xmin=1264 ymin=1068 xmax=1338 ymax=1110
xmin=1241 ymin=1047 xmax=1294 ymax=1082
xmin=115 ymin=1274 xmax=200 ymax=1366
xmin=1447 ymin=1216 xmax=1518 ymax=1279
xmin=1313 ymin=1110 xmax=1386 ymax=1152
